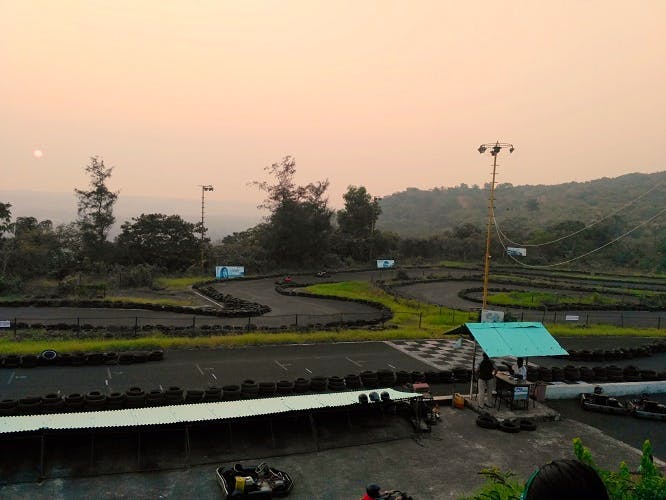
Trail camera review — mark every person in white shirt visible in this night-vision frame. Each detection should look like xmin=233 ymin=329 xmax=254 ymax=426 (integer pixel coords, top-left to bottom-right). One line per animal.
xmin=512 ymin=357 xmax=527 ymax=380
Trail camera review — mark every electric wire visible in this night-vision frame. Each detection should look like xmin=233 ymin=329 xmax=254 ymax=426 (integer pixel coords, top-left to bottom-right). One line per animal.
xmin=493 ymin=207 xmax=666 ymax=269
xmin=494 ymin=178 xmax=666 ymax=248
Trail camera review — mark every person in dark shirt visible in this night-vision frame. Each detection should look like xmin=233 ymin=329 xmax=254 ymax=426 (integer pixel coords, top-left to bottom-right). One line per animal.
xmin=476 ymin=352 xmax=497 ymax=408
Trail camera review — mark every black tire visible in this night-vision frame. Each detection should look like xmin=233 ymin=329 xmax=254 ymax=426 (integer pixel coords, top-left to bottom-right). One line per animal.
xmin=55 ymin=353 xmax=72 ymax=366
xmin=310 ymin=376 xmax=328 ymax=392
xmin=378 ymin=369 xmax=396 ymax=386
xmin=439 ymin=370 xmax=453 ymax=383
xmin=411 ymin=371 xmax=426 ymax=383
xmin=40 ymin=349 xmax=58 ymax=363
xmin=0 ymin=398 xmax=17 ymax=409
xmin=476 ymin=413 xmax=499 ymax=429
xmin=20 ymin=354 xmax=39 ymax=368
xmin=204 ymin=385 xmax=222 ymax=401
xmin=499 ymin=419 xmax=521 ymax=433
xmin=276 ymin=380 xmax=294 ymax=395
xmin=148 ymin=350 xmax=164 ymax=362
xmin=146 ymin=389 xmax=166 ymax=406
xmin=222 ymin=385 xmax=241 ymax=401
xmin=344 ymin=374 xmax=362 ymax=389
xmin=425 ymin=371 xmax=440 ymax=384
xmin=258 ymin=382 xmax=277 ymax=397
xmin=3 ymin=354 xmax=20 ymax=368
xmin=85 ymin=352 xmax=104 ymax=365
xmin=118 ymin=353 xmax=134 ymax=365
xmin=293 ymin=378 xmax=310 ymax=393
xmin=396 ymin=370 xmax=412 ymax=384
xmin=103 ymin=352 xmax=119 ymax=365
xmin=519 ymin=419 xmax=537 ymax=431
xmin=241 ymin=380 xmax=259 ymax=398
xmin=185 ymin=389 xmax=204 ymax=403
xmin=86 ymin=391 xmax=105 ymax=402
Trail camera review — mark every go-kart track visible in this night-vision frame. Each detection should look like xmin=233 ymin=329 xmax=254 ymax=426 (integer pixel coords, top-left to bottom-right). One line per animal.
xmin=1 ymin=267 xmax=665 ymax=499
xmin=2 ymin=268 xmax=664 ymax=329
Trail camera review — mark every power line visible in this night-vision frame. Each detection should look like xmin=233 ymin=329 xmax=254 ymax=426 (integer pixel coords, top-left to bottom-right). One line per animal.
xmin=494 ymin=178 xmax=666 ymax=248
xmin=493 ymin=208 xmax=665 ymax=269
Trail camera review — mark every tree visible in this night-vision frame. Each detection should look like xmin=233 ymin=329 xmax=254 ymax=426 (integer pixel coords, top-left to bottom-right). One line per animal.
xmin=337 ymin=186 xmax=381 ymax=238
xmin=74 ymin=156 xmax=119 ymax=259
xmin=253 ymin=156 xmax=333 ymax=267
xmin=116 ymin=213 xmax=201 ymax=271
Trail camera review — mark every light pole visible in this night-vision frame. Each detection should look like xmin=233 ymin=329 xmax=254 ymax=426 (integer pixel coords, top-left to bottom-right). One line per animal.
xmin=199 ymin=184 xmax=214 ymax=275
xmin=478 ymin=142 xmax=514 ymax=313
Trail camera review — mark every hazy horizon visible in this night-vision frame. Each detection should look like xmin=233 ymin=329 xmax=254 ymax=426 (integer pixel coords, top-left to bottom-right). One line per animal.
xmin=2 ymin=1 xmax=665 ymax=208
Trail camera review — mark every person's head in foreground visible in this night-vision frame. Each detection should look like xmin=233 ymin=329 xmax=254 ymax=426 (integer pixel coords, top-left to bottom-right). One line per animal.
xmin=521 ymin=459 xmax=609 ymax=500
xmin=365 ymin=483 xmax=382 ymax=498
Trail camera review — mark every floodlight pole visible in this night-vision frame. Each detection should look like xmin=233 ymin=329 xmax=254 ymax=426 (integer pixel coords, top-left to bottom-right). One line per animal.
xmin=199 ymin=185 xmax=214 ymax=275
xmin=478 ymin=142 xmax=514 ymax=313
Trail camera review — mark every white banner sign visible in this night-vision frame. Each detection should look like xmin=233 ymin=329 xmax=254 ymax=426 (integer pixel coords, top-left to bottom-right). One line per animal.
xmin=376 ymin=259 xmax=395 ymax=269
xmin=0 ymin=320 xmax=10 ymax=328
xmin=481 ymin=309 xmax=505 ymax=323
xmin=565 ymin=315 xmax=580 ymax=321
xmin=507 ymin=247 xmax=527 ymax=257
xmin=215 ymin=266 xmax=245 ymax=279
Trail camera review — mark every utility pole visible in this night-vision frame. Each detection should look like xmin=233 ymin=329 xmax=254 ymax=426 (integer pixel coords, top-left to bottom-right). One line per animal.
xmin=368 ymin=196 xmax=381 ymax=263
xmin=477 ymin=142 xmax=514 ymax=313
xmin=199 ymin=185 xmax=214 ymax=275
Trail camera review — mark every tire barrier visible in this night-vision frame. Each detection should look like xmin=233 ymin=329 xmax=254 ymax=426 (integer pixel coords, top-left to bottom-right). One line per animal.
xmin=550 ymin=366 xmax=563 ymax=382
xmin=7 ymin=364 xmax=666 ymax=416
xmin=452 ymin=368 xmax=471 ymax=383
xmin=411 ymin=371 xmax=426 ymax=383
xmin=0 ymin=350 xmax=166 ymax=369
xmin=425 ymin=371 xmax=440 ymax=384
xmin=567 ymin=342 xmax=666 ymax=362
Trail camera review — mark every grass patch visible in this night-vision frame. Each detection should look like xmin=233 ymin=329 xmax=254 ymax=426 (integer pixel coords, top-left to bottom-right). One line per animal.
xmin=547 ymin=324 xmax=664 ymax=337
xmin=0 ymin=328 xmax=445 ymax=355
xmin=104 ymin=295 xmax=197 ymax=307
xmin=154 ymin=276 xmax=209 ymax=291
xmin=488 ymin=290 xmax=620 ymax=308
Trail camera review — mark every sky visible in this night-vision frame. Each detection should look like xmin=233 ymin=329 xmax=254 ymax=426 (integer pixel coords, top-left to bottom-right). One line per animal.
xmin=1 ymin=0 xmax=665 ymax=210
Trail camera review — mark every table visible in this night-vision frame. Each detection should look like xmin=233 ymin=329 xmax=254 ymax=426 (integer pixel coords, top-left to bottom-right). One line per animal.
xmin=494 ymin=372 xmax=531 ymax=410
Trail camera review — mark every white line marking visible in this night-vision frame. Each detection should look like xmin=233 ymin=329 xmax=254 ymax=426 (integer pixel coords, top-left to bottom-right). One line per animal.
xmin=7 ymin=371 xmax=15 ymax=385
xmin=15 ymin=375 xmax=26 ymax=379
xmin=387 ymin=363 xmax=396 ymax=369
xmin=107 ymin=368 xmax=112 ymax=379
xmin=211 ymin=373 xmax=217 ymax=380
xmin=305 ymin=368 xmax=312 ymax=374
xmin=105 ymin=379 xmax=109 ymax=386
xmin=159 ymin=384 xmax=164 ymax=391
xmin=195 ymin=363 xmax=204 ymax=375
xmin=345 ymin=356 xmax=363 ymax=368
xmin=274 ymin=360 xmax=289 ymax=371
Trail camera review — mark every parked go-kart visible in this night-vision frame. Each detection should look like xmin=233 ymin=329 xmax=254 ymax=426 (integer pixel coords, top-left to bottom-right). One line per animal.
xmin=216 ymin=462 xmax=294 ymax=498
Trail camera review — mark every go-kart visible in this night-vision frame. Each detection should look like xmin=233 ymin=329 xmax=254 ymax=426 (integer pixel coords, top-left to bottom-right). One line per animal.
xmin=216 ymin=462 xmax=294 ymax=498
xmin=314 ymin=271 xmax=331 ymax=278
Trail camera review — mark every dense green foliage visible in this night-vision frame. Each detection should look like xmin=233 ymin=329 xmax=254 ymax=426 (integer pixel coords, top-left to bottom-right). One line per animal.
xmin=466 ymin=438 xmax=666 ymax=500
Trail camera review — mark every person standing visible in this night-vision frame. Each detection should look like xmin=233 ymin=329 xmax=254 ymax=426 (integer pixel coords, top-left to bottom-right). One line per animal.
xmin=512 ymin=357 xmax=527 ymax=380
xmin=476 ymin=352 xmax=496 ymax=408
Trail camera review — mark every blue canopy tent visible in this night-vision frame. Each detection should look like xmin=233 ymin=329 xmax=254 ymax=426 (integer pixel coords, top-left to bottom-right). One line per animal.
xmin=460 ymin=322 xmax=568 ymax=396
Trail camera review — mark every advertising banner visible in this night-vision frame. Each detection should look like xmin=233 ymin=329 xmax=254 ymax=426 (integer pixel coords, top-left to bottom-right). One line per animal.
xmin=507 ymin=247 xmax=527 ymax=257
xmin=376 ymin=259 xmax=395 ymax=269
xmin=215 ymin=266 xmax=245 ymax=279
xmin=481 ymin=309 xmax=505 ymax=323
xmin=514 ymin=386 xmax=529 ymax=400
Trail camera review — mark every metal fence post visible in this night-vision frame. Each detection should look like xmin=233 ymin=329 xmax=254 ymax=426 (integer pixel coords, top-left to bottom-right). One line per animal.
xmin=295 ymin=314 xmax=298 ymax=328
xmin=620 ymin=313 xmax=624 ymax=328
xmin=13 ymin=317 xmax=17 ymax=340
xmin=658 ymin=316 xmax=662 ymax=330
xmin=586 ymin=313 xmax=589 ymax=327
xmin=418 ymin=312 xmax=422 ymax=329
xmin=247 ymin=316 xmax=252 ymax=331
xmin=192 ymin=316 xmax=196 ymax=331
xmin=134 ymin=316 xmax=138 ymax=336
xmin=77 ymin=317 xmax=80 ymax=333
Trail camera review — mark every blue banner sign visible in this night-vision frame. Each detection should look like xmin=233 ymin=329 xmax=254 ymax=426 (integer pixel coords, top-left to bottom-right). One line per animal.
xmin=376 ymin=259 xmax=395 ymax=269
xmin=215 ymin=266 xmax=245 ymax=279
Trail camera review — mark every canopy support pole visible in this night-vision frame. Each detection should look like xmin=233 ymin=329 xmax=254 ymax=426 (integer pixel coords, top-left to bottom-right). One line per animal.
xmin=469 ymin=341 xmax=478 ymax=397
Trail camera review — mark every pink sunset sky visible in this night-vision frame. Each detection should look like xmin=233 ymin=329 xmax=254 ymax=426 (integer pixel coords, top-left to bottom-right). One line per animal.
xmin=1 ymin=0 xmax=664 ymax=208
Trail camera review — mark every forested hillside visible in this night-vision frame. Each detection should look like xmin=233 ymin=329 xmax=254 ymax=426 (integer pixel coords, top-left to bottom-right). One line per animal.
xmin=378 ymin=171 xmax=666 ymax=237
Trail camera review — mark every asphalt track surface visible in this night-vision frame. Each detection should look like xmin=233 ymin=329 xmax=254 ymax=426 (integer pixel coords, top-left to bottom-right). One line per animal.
xmin=2 ymin=267 xmax=663 ymax=329
xmin=0 ymin=342 xmax=437 ymax=400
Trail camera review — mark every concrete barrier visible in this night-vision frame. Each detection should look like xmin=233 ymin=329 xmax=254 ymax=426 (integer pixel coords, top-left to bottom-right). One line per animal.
xmin=545 ymin=380 xmax=666 ymax=399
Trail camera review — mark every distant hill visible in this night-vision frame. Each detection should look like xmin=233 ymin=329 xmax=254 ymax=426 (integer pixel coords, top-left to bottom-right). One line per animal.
xmin=377 ymin=171 xmax=666 ymax=237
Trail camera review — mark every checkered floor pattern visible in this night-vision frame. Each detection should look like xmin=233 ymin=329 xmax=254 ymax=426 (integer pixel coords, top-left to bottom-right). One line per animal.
xmin=386 ymin=338 xmax=516 ymax=371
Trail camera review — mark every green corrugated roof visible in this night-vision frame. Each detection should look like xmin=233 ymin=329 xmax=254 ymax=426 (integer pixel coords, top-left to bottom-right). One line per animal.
xmin=465 ymin=322 xmax=568 ymax=358
xmin=0 ymin=388 xmax=420 ymax=435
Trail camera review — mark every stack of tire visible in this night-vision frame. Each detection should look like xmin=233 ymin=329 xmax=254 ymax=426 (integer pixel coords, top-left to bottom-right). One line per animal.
xmin=476 ymin=412 xmax=537 ymax=433
xmin=0 ymin=350 xmax=165 ymax=369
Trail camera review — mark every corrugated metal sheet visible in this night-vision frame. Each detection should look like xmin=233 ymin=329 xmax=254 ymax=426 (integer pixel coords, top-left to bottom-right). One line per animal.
xmin=0 ymin=388 xmax=420 ymax=435
xmin=465 ymin=321 xmax=568 ymax=358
